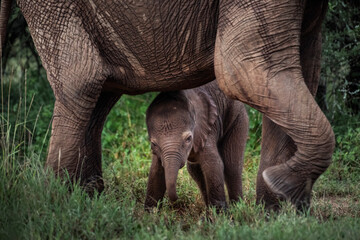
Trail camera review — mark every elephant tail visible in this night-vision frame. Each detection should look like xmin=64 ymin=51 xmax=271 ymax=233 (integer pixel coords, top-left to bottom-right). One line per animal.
xmin=0 ymin=0 xmax=12 ymax=58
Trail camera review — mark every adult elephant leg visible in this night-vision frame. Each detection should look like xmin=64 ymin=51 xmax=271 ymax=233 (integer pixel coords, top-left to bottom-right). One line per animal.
xmin=24 ymin=7 xmax=122 ymax=194
xmin=215 ymin=0 xmax=335 ymax=210
xmin=46 ymin=90 xmax=120 ymax=195
xmin=255 ymin=1 xmax=328 ymax=209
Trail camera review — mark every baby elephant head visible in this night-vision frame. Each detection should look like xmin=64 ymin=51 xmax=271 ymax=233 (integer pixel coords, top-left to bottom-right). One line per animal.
xmin=146 ymin=90 xmax=217 ymax=202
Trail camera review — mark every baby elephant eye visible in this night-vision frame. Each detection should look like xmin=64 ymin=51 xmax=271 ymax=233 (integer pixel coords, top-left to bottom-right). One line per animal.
xmin=151 ymin=141 xmax=158 ymax=148
xmin=185 ymin=135 xmax=192 ymax=143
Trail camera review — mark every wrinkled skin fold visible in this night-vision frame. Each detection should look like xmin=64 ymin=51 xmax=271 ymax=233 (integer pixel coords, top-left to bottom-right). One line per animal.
xmin=1 ymin=0 xmax=335 ymax=209
xmin=145 ymin=81 xmax=249 ymax=210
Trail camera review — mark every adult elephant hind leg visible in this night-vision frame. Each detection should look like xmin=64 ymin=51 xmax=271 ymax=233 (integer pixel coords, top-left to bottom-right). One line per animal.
xmin=264 ymin=14 xmax=328 ymax=210
xmin=215 ymin=0 xmax=335 ymax=210
xmin=256 ymin=1 xmax=328 ymax=210
xmin=46 ymin=90 xmax=120 ymax=195
xmin=260 ymin=75 xmax=334 ymax=211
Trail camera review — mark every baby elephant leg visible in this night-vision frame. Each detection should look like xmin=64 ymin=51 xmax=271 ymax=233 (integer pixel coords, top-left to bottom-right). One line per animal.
xmin=220 ymin=113 xmax=248 ymax=203
xmin=145 ymin=155 xmax=166 ymax=210
xmin=197 ymin=150 xmax=227 ymax=210
xmin=187 ymin=162 xmax=208 ymax=205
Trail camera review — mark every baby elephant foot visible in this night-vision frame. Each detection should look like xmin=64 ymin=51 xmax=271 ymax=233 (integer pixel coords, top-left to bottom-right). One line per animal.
xmin=144 ymin=204 xmax=159 ymax=213
xmin=262 ymin=163 xmax=314 ymax=212
xmin=82 ymin=175 xmax=105 ymax=197
xmin=144 ymin=198 xmax=162 ymax=212
xmin=210 ymin=200 xmax=228 ymax=213
xmin=144 ymin=205 xmax=159 ymax=213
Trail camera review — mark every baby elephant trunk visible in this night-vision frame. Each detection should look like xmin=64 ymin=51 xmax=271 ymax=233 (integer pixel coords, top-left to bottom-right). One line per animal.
xmin=163 ymin=154 xmax=184 ymax=202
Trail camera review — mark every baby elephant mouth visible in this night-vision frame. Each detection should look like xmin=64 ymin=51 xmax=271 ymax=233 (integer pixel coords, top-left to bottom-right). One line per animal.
xmin=187 ymin=157 xmax=198 ymax=165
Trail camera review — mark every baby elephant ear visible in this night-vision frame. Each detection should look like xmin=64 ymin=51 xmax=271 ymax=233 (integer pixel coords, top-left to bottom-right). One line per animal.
xmin=193 ymin=90 xmax=218 ymax=153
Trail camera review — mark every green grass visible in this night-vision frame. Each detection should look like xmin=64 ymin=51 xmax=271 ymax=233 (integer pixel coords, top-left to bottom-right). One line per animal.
xmin=1 ymin=77 xmax=360 ymax=239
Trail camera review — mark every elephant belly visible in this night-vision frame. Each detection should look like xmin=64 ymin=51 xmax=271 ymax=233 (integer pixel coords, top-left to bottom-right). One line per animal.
xmin=88 ymin=1 xmax=219 ymax=93
xmin=18 ymin=0 xmax=219 ymax=94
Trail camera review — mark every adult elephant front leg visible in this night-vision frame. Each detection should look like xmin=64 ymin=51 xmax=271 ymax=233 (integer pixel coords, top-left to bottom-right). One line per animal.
xmin=42 ymin=38 xmax=121 ymax=195
xmin=215 ymin=0 xmax=335 ymax=210
xmin=47 ymin=90 xmax=120 ymax=195
xmin=18 ymin=1 xmax=122 ymax=194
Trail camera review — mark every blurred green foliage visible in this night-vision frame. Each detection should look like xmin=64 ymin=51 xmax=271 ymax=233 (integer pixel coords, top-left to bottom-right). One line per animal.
xmin=319 ymin=0 xmax=360 ymax=119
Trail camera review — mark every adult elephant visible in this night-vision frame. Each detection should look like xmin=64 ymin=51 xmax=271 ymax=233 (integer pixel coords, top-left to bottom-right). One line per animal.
xmin=0 ymin=0 xmax=334 ymax=210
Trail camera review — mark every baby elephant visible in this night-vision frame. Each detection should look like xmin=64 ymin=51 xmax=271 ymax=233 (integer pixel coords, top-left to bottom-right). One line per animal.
xmin=144 ymin=81 xmax=249 ymax=210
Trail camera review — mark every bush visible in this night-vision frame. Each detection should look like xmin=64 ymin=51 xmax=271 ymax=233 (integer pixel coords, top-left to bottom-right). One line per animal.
xmin=320 ymin=0 xmax=360 ymax=118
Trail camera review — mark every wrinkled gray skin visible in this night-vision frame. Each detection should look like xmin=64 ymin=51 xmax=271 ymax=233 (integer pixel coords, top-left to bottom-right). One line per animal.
xmin=0 ymin=0 xmax=335 ymax=210
xmin=145 ymin=81 xmax=248 ymax=210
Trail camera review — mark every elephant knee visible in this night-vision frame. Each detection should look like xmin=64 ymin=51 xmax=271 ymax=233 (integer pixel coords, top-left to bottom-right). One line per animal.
xmin=322 ymin=125 xmax=335 ymax=158
xmin=313 ymin=124 xmax=335 ymax=171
